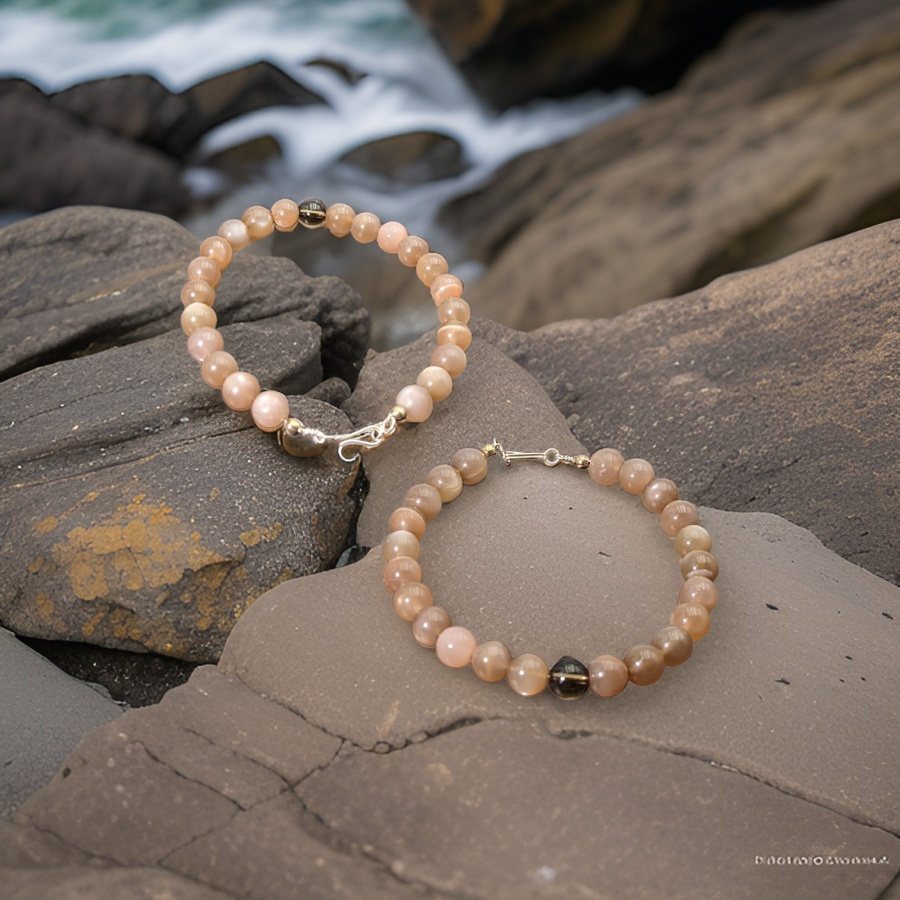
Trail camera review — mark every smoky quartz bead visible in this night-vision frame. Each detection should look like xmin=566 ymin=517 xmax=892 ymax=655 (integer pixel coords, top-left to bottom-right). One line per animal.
xmin=298 ymin=198 xmax=327 ymax=228
xmin=548 ymin=656 xmax=590 ymax=700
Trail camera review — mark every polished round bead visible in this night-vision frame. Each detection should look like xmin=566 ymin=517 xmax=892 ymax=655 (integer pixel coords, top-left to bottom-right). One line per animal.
xmin=221 ymin=370 xmax=260 ymax=411
xmin=619 ymin=458 xmax=655 ymax=494
xmin=296 ymin=198 xmax=326 ymax=229
xmin=217 ymin=218 xmax=250 ymax=250
xmin=392 ymin=582 xmax=433 ymax=621
xmin=383 ymin=556 xmax=423 ymax=592
xmin=389 ymin=506 xmax=427 ymax=540
xmin=325 ymin=203 xmax=355 ymax=237
xmin=181 ymin=302 xmax=217 ymax=335
xmin=431 ymin=344 xmax=467 ymax=378
xmin=680 ymin=549 xmax=719 ymax=581
xmin=397 ymin=235 xmax=429 ymax=267
xmin=548 ymin=656 xmax=590 ymax=700
xmin=642 ymin=478 xmax=679 ymax=513
xmin=437 ymin=323 xmax=472 ymax=351
xmin=242 ymin=205 xmax=274 ymax=240
xmin=430 ymin=273 xmax=464 ymax=303
xmin=451 ymin=448 xmax=488 ymax=485
xmin=187 ymin=256 xmax=222 ymax=287
xmin=670 ymin=602 xmax=711 ymax=640
xmin=588 ymin=448 xmax=624 ymax=486
xmin=350 ymin=212 xmax=381 ymax=243
xmin=181 ymin=280 xmax=216 ymax=307
xmin=674 ymin=525 xmax=712 ymax=558
xmin=381 ymin=530 xmax=420 ymax=562
xmin=403 ymin=484 xmax=442 ymax=521
xmin=426 ymin=464 xmax=463 ymax=503
xmin=472 ymin=641 xmax=512 ymax=682
xmin=624 ymin=644 xmax=666 ymax=686
xmin=187 ymin=327 xmax=223 ymax=362
xmin=678 ymin=576 xmax=718 ymax=611
xmin=507 ymin=654 xmax=549 ymax=697
xmin=436 ymin=626 xmax=477 ymax=668
xmin=376 ymin=221 xmax=408 ymax=253
xmin=588 ymin=655 xmax=629 ymax=697
xmin=201 ymin=351 xmax=237 ymax=388
xmin=437 ymin=297 xmax=471 ymax=325
xmin=198 ymin=235 xmax=233 ymax=271
xmin=416 ymin=252 xmax=448 ymax=286
xmin=411 ymin=605 xmax=451 ymax=648
xmin=660 ymin=500 xmax=700 ymax=537
xmin=394 ymin=384 xmax=433 ymax=423
xmin=250 ymin=390 xmax=290 ymax=432
xmin=652 ymin=625 xmax=694 ymax=666
xmin=416 ymin=365 xmax=453 ymax=402
xmin=271 ymin=198 xmax=300 ymax=232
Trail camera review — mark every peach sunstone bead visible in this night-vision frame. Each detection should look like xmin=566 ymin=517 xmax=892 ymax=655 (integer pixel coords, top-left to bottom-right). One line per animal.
xmin=403 ymin=484 xmax=442 ymax=521
xmin=181 ymin=303 xmax=217 ymax=335
xmin=623 ymin=644 xmax=666 ymax=686
xmin=659 ymin=499 xmax=700 ymax=537
xmin=397 ymin=235 xmax=429 ymax=267
xmin=431 ymin=344 xmax=467 ymax=378
xmin=350 ymin=212 xmax=381 ymax=243
xmin=451 ymin=447 xmax=488 ymax=485
xmin=670 ymin=602 xmax=711 ymax=640
xmin=426 ymin=464 xmax=463 ymax=503
xmin=325 ymin=203 xmax=355 ymax=237
xmin=411 ymin=605 xmax=451 ymax=648
xmin=507 ymin=654 xmax=549 ymax=697
xmin=674 ymin=525 xmax=712 ymax=557
xmin=438 ymin=297 xmax=470 ymax=325
xmin=201 ymin=351 xmax=237 ymax=388
xmin=588 ymin=448 xmax=624 ymax=486
xmin=679 ymin=576 xmax=718 ymax=611
xmin=383 ymin=556 xmax=423 ymax=592
xmin=243 ymin=205 xmax=275 ymax=240
xmin=680 ymin=550 xmax=719 ymax=581
xmin=642 ymin=478 xmax=679 ymax=513
xmin=588 ymin=655 xmax=629 ymax=697
xmin=472 ymin=641 xmax=512 ymax=682
xmin=416 ymin=252 xmax=448 ymax=286
xmin=181 ymin=280 xmax=216 ymax=307
xmin=272 ymin=198 xmax=300 ymax=232
xmin=251 ymin=390 xmax=290 ymax=433
xmin=198 ymin=235 xmax=233 ymax=271
xmin=221 ymin=371 xmax=260 ymax=411
xmin=430 ymin=273 xmax=463 ymax=303
xmin=652 ymin=625 xmax=694 ymax=666
xmin=187 ymin=255 xmax=222 ymax=288
xmin=417 ymin=365 xmax=453 ymax=402
xmin=389 ymin=506 xmax=427 ymax=539
xmin=619 ymin=458 xmax=655 ymax=494
xmin=436 ymin=626 xmax=477 ymax=668
xmin=392 ymin=582 xmax=433 ymax=621
xmin=437 ymin=322 xmax=472 ymax=351
xmin=381 ymin=530 xmax=420 ymax=562
xmin=218 ymin=218 xmax=250 ymax=250
xmin=187 ymin=327 xmax=223 ymax=362
xmin=395 ymin=384 xmax=433 ymax=423
xmin=376 ymin=221 xmax=408 ymax=253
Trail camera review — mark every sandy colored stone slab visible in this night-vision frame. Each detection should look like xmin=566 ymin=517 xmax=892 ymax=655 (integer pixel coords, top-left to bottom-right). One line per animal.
xmin=0 ymin=629 xmax=121 ymax=819
xmin=481 ymin=220 xmax=900 ymax=588
xmin=299 ymin=719 xmax=899 ymax=900
xmin=448 ymin=0 xmax=900 ymax=329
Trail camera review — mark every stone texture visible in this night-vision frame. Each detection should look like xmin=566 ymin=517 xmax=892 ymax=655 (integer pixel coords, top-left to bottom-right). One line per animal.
xmin=447 ymin=0 xmax=900 ymax=329
xmin=0 ymin=629 xmax=122 ymax=819
xmin=405 ymin=0 xmax=828 ymax=107
xmin=339 ymin=131 xmax=466 ymax=185
xmin=0 ymin=206 xmax=368 ymax=385
xmin=482 ymin=219 xmax=900 ymax=588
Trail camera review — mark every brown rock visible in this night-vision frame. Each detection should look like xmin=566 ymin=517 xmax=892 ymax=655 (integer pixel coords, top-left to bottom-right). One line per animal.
xmin=447 ymin=0 xmax=900 ymax=329
xmin=482 ymin=219 xmax=900 ymax=587
xmin=339 ymin=131 xmax=466 ymax=185
xmin=405 ymin=0 xmax=829 ymax=107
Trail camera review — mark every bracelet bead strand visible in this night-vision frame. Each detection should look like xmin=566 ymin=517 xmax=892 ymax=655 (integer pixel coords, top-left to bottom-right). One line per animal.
xmin=381 ymin=443 xmax=719 ymax=701
xmin=180 ymin=199 xmax=472 ymax=457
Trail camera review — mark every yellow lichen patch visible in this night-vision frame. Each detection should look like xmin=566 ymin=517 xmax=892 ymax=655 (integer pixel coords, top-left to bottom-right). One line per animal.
xmin=239 ymin=522 xmax=282 ymax=548
xmin=82 ymin=609 xmax=106 ymax=637
xmin=35 ymin=592 xmax=55 ymax=623
xmin=28 ymin=557 xmax=44 ymax=574
xmin=35 ymin=516 xmax=59 ymax=534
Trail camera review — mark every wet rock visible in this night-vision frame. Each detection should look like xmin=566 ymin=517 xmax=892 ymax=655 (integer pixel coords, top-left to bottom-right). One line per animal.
xmin=6 ymin=339 xmax=899 ymax=899
xmin=0 ymin=629 xmax=121 ymax=820
xmin=405 ymin=0 xmax=829 ymax=107
xmin=339 ymin=131 xmax=466 ymax=185
xmin=482 ymin=220 xmax=900 ymax=587
xmin=447 ymin=0 xmax=900 ymax=329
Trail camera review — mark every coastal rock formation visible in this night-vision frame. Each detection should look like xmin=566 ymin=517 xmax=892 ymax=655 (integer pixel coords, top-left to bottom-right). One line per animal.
xmin=448 ymin=0 xmax=900 ymax=329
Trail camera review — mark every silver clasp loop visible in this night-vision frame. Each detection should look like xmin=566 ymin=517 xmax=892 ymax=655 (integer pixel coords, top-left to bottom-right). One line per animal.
xmin=336 ymin=412 xmax=402 ymax=463
xmin=488 ymin=441 xmax=590 ymax=470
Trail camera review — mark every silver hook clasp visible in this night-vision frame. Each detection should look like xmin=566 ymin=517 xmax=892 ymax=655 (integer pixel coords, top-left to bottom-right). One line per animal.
xmin=486 ymin=441 xmax=590 ymax=469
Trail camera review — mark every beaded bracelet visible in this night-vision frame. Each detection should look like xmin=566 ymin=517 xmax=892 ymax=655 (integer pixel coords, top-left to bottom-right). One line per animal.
xmin=179 ymin=199 xmax=471 ymax=462
xmin=381 ymin=441 xmax=719 ymax=700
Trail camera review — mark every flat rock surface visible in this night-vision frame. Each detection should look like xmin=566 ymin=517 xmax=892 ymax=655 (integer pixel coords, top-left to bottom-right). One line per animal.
xmin=6 ymin=338 xmax=898 ymax=899
xmin=0 ymin=629 xmax=121 ymax=820
xmin=449 ymin=0 xmax=900 ymax=329
xmin=482 ymin=220 xmax=900 ymax=588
